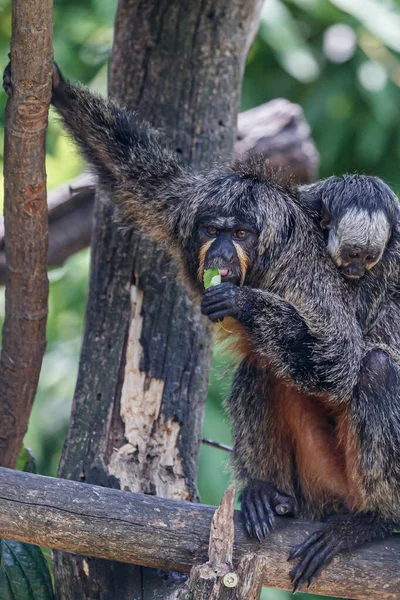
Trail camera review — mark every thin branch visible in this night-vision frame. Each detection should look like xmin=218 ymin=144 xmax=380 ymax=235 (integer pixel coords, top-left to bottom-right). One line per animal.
xmin=201 ymin=438 xmax=233 ymax=453
xmin=0 ymin=0 xmax=53 ymax=467
xmin=0 ymin=467 xmax=398 ymax=599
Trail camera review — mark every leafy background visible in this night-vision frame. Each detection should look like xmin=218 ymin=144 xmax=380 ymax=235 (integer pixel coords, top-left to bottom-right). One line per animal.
xmin=1 ymin=0 xmax=400 ymax=598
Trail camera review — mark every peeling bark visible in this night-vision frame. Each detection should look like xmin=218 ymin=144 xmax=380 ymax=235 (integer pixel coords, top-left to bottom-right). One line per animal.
xmin=0 ymin=0 xmax=52 ymax=468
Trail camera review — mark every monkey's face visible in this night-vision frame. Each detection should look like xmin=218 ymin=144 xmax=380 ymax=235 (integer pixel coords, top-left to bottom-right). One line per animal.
xmin=196 ymin=217 xmax=258 ymax=287
xmin=323 ymin=208 xmax=391 ymax=279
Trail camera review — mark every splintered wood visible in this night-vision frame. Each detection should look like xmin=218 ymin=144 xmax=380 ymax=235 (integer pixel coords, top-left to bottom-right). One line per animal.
xmin=179 ymin=485 xmax=264 ymax=600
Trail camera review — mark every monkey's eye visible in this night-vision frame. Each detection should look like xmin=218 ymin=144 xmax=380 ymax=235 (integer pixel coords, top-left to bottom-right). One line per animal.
xmin=366 ymin=254 xmax=377 ymax=262
xmin=348 ymin=250 xmax=359 ymax=259
xmin=205 ymin=226 xmax=218 ymax=236
xmin=235 ymin=230 xmax=248 ymax=240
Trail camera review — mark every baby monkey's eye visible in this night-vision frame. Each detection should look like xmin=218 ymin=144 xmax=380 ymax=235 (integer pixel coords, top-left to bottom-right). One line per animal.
xmin=206 ymin=226 xmax=218 ymax=236
xmin=235 ymin=230 xmax=248 ymax=239
xmin=366 ymin=254 xmax=377 ymax=262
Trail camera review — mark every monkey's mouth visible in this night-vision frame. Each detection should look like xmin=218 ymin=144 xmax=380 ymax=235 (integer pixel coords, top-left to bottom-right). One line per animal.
xmin=339 ymin=265 xmax=365 ymax=279
xmin=205 ymin=265 xmax=241 ymax=285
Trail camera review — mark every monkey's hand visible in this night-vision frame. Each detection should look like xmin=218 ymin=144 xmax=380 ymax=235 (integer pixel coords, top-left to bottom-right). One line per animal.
xmin=2 ymin=58 xmax=12 ymax=96
xmin=288 ymin=513 xmax=393 ymax=593
xmin=240 ymin=481 xmax=296 ymax=542
xmin=201 ymin=282 xmax=252 ymax=323
xmin=3 ymin=58 xmax=63 ymax=103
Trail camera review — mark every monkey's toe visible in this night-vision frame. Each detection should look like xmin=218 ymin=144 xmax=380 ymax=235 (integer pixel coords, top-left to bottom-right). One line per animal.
xmin=288 ymin=527 xmax=342 ymax=593
xmin=240 ymin=481 xmax=295 ymax=541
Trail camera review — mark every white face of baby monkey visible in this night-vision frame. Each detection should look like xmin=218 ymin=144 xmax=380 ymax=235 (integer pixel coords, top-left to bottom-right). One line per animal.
xmin=327 ymin=208 xmax=391 ymax=269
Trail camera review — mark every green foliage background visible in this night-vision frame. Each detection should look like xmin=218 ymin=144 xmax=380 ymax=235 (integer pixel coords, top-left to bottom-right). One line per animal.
xmin=1 ymin=0 xmax=400 ymax=598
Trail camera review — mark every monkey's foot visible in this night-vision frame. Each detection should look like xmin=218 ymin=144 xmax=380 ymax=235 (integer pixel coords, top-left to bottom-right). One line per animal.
xmin=240 ymin=481 xmax=296 ymax=542
xmin=288 ymin=512 xmax=393 ymax=593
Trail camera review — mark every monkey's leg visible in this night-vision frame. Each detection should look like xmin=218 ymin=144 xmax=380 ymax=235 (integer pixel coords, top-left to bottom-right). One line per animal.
xmin=227 ymin=360 xmax=296 ymax=541
xmin=288 ymin=348 xmax=400 ymax=592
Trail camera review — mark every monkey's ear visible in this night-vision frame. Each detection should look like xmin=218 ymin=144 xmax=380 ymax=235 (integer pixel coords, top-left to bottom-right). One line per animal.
xmin=320 ymin=209 xmax=332 ymax=230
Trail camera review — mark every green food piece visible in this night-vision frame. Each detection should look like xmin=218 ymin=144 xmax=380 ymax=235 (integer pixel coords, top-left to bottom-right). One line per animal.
xmin=203 ymin=268 xmax=221 ymax=289
xmin=210 ymin=274 xmax=221 ymax=287
xmin=203 ymin=268 xmax=232 ymax=334
xmin=16 ymin=445 xmax=36 ymax=474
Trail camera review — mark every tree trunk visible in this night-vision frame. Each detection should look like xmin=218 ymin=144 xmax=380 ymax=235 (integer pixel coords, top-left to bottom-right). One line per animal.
xmin=0 ymin=0 xmax=52 ymax=468
xmin=54 ymin=1 xmax=262 ymax=598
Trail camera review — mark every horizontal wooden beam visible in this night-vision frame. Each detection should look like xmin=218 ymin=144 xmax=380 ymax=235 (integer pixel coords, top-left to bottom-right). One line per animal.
xmin=0 ymin=467 xmax=398 ymax=598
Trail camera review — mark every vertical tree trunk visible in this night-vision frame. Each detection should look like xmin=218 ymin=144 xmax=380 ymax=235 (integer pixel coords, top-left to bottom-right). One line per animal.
xmin=54 ymin=1 xmax=262 ymax=598
xmin=0 ymin=0 xmax=52 ymax=468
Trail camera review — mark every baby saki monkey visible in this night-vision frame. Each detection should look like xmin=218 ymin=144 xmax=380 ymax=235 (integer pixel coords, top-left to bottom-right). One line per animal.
xmin=301 ymin=175 xmax=400 ymax=332
xmin=302 ymin=174 xmax=399 ymax=279
xmin=5 ymin=63 xmax=400 ymax=591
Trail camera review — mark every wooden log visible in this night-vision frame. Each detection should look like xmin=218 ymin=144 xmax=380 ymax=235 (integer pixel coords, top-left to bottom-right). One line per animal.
xmin=0 ymin=98 xmax=319 ymax=287
xmin=0 ymin=467 xmax=399 ymax=599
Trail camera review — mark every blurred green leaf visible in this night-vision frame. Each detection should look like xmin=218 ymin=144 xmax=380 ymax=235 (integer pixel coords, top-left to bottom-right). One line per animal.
xmin=330 ymin=0 xmax=400 ymax=52
xmin=0 ymin=540 xmax=54 ymax=600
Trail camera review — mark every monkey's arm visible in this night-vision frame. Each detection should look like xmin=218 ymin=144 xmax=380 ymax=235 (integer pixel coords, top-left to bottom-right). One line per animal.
xmin=50 ymin=66 xmax=192 ymax=246
xmin=202 ymin=283 xmax=362 ymax=400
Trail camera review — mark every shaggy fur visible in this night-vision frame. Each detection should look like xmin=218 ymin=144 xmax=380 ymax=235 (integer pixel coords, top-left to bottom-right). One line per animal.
xmin=50 ymin=71 xmax=400 ymax=589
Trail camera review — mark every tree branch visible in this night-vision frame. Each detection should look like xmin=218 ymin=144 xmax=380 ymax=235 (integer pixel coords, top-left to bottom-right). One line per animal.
xmin=0 ymin=467 xmax=398 ymax=599
xmin=0 ymin=0 xmax=53 ymax=467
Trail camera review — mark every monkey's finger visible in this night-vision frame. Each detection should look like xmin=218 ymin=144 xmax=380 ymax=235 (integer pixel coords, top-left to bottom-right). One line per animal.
xmin=2 ymin=62 xmax=12 ymax=96
xmin=201 ymin=297 xmax=231 ymax=310
xmin=202 ymin=290 xmax=232 ymax=305
xmin=201 ymin=293 xmax=230 ymax=309
xmin=241 ymin=504 xmax=253 ymax=538
xmin=254 ymin=491 xmax=273 ymax=536
xmin=260 ymin=493 xmax=276 ymax=531
xmin=288 ymin=529 xmax=325 ymax=561
xmin=242 ymin=492 xmax=263 ymax=542
xmin=204 ymin=282 xmax=234 ymax=294
xmin=207 ymin=310 xmax=234 ymax=322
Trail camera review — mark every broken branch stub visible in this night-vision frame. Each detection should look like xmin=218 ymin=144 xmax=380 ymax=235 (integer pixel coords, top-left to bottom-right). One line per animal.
xmin=180 ymin=485 xmax=265 ymax=600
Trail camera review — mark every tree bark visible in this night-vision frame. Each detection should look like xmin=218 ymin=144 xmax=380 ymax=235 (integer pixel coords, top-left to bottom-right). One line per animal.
xmin=1 ymin=468 xmax=399 ymax=600
xmin=54 ymin=1 xmax=262 ymax=598
xmin=0 ymin=0 xmax=52 ymax=468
